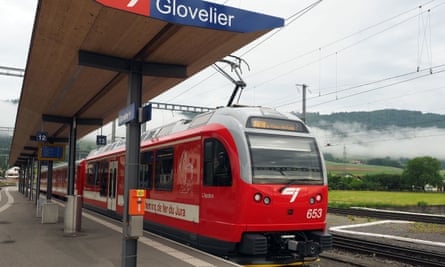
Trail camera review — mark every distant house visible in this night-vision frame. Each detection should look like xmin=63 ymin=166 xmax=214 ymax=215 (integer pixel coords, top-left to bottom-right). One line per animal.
xmin=5 ymin=167 xmax=20 ymax=178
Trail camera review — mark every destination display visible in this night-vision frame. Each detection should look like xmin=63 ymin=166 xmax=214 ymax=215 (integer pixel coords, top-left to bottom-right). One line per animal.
xmin=247 ymin=117 xmax=309 ymax=133
xmin=96 ymin=0 xmax=284 ymax=33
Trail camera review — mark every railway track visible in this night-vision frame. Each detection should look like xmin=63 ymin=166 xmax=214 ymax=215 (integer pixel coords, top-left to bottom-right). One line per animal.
xmin=332 ymin=234 xmax=445 ymax=267
xmin=328 ymin=207 xmax=445 ymax=224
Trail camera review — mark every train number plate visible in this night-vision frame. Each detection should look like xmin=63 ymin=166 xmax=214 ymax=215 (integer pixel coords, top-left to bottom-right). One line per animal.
xmin=306 ymin=208 xmax=323 ymax=219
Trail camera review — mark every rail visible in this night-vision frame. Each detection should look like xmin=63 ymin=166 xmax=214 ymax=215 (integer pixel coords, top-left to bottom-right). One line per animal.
xmin=328 ymin=207 xmax=445 ymax=224
xmin=332 ymin=234 xmax=445 ymax=267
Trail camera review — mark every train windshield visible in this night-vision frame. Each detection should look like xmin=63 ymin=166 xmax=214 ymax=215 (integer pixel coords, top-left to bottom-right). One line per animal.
xmin=247 ymin=134 xmax=323 ymax=184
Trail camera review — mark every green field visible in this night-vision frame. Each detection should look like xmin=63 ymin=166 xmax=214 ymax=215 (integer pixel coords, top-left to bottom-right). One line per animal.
xmin=329 ymin=190 xmax=445 ymax=207
xmin=326 ymin=161 xmax=403 ymax=176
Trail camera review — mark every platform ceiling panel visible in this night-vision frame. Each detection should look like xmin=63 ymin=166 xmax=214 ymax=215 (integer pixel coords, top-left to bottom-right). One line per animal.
xmin=9 ymin=0 xmax=282 ymax=165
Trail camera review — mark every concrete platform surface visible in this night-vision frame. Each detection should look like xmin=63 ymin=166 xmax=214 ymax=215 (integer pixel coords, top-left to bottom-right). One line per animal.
xmin=0 ymin=186 xmax=240 ymax=267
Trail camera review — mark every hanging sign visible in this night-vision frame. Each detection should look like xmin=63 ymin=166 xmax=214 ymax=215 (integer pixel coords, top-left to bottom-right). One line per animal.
xmin=38 ymin=144 xmax=65 ymax=161
xmin=36 ymin=131 xmax=48 ymax=142
xmin=95 ymin=0 xmax=284 ymax=33
xmin=96 ymin=135 xmax=107 ymax=146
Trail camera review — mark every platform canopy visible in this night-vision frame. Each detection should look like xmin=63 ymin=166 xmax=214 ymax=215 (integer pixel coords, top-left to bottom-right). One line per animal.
xmin=9 ymin=0 xmax=284 ymax=166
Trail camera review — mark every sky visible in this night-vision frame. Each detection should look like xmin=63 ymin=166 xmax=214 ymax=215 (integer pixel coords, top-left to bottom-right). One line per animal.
xmin=1 ymin=0 xmax=445 ymax=159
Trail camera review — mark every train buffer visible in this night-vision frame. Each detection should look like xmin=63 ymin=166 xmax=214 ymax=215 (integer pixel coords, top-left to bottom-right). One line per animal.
xmin=0 ymin=187 xmax=239 ymax=267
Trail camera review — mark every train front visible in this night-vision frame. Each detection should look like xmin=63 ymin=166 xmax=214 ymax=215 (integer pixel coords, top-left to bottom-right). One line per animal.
xmin=234 ymin=114 xmax=332 ymax=266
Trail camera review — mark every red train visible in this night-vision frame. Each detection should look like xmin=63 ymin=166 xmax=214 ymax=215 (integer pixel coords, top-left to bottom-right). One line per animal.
xmin=41 ymin=105 xmax=332 ymax=265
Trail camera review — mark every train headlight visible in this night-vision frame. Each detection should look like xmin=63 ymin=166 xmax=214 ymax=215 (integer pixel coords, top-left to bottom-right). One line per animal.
xmin=309 ymin=197 xmax=315 ymax=205
xmin=263 ymin=196 xmax=271 ymax=205
xmin=253 ymin=193 xmax=262 ymax=202
xmin=316 ymin=194 xmax=322 ymax=202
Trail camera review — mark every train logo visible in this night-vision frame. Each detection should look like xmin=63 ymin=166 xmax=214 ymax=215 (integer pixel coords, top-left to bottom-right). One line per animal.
xmin=281 ymin=187 xmax=301 ymax=203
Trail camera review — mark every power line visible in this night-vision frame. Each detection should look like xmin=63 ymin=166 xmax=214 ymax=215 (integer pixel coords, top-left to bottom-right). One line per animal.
xmin=309 ymin=68 xmax=445 ymax=109
xmin=163 ymin=1 xmax=322 ymax=103
xmin=248 ymin=2 xmax=445 ymax=96
xmin=273 ymin=64 xmax=445 ymax=109
xmin=246 ymin=0 xmax=438 ymax=81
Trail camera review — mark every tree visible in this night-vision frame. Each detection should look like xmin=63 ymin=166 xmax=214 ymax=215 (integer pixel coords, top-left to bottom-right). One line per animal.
xmin=402 ymin=156 xmax=443 ymax=190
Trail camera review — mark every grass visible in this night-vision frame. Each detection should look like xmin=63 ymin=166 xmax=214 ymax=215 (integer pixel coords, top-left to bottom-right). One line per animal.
xmin=329 ymin=190 xmax=445 ymax=208
xmin=326 ymin=161 xmax=403 ymax=176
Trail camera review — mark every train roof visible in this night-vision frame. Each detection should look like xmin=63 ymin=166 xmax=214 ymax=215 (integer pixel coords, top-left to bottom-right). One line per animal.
xmin=87 ymin=106 xmax=304 ymax=158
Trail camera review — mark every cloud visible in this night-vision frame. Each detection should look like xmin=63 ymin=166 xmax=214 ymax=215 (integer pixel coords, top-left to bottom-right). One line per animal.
xmin=312 ymin=122 xmax=445 ymax=160
xmin=0 ymin=101 xmax=18 ymax=128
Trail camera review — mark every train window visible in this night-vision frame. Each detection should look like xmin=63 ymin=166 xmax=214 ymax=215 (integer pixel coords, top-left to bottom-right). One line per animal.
xmin=247 ymin=134 xmax=323 ymax=185
xmin=203 ymin=139 xmax=232 ymax=186
xmin=155 ymin=148 xmax=174 ymax=191
xmin=99 ymin=160 xmax=108 ymax=197
xmin=87 ymin=162 xmax=99 ymax=186
xmin=140 ymin=151 xmax=154 ymax=189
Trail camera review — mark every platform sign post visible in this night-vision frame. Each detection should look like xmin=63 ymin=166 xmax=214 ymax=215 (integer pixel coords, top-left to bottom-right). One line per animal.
xmin=121 ymin=70 xmax=142 ymax=267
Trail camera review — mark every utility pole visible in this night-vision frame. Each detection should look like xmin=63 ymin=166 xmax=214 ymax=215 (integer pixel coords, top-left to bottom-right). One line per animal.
xmin=296 ymin=84 xmax=307 ymax=122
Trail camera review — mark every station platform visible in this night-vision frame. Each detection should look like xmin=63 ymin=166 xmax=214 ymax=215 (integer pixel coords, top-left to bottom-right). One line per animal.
xmin=0 ymin=186 xmax=240 ymax=267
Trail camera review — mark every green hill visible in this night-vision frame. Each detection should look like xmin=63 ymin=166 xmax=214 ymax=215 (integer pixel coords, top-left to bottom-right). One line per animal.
xmin=298 ymin=109 xmax=445 ymax=130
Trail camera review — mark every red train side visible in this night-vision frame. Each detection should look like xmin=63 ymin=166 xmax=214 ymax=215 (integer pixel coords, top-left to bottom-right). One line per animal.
xmin=41 ymin=106 xmax=332 ymax=265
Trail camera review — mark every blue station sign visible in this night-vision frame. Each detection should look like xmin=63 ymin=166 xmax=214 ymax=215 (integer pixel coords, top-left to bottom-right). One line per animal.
xmin=118 ymin=103 xmax=137 ymax=126
xmin=96 ymin=0 xmax=284 ymax=33
xmin=38 ymin=144 xmax=65 ymax=161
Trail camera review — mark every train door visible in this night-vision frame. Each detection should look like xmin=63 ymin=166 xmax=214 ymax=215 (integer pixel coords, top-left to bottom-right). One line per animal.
xmin=200 ymin=138 xmax=236 ymax=237
xmin=107 ymin=160 xmax=118 ymax=211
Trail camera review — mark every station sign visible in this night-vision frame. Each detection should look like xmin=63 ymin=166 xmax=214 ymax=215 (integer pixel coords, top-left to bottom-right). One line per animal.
xmin=139 ymin=103 xmax=152 ymax=124
xmin=38 ymin=144 xmax=65 ymax=161
xmin=118 ymin=103 xmax=137 ymax=126
xmin=36 ymin=131 xmax=48 ymax=142
xmin=96 ymin=135 xmax=107 ymax=146
xmin=95 ymin=0 xmax=284 ymax=33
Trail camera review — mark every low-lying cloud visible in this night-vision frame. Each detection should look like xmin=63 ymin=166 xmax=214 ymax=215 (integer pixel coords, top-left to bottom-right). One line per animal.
xmin=311 ymin=122 xmax=445 ymax=160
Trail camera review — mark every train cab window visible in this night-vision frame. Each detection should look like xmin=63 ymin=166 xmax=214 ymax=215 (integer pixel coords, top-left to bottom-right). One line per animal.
xmin=203 ymin=139 xmax=232 ymax=186
xmin=140 ymin=151 xmax=154 ymax=189
xmin=247 ymin=134 xmax=323 ymax=185
xmin=155 ymin=148 xmax=174 ymax=191
xmin=87 ymin=162 xmax=99 ymax=186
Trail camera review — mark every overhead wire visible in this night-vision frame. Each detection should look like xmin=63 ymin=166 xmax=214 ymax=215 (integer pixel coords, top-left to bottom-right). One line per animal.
xmin=247 ymin=0 xmax=437 ymax=80
xmin=161 ymin=1 xmax=323 ymax=103
xmin=253 ymin=2 xmax=443 ymax=98
xmin=274 ymin=64 xmax=445 ymax=109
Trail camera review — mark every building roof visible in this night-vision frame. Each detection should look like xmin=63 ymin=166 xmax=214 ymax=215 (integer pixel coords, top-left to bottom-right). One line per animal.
xmin=9 ymin=0 xmax=282 ymax=165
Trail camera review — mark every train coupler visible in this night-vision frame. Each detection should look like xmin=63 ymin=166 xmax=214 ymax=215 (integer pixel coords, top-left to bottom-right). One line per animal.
xmin=287 ymin=240 xmax=321 ymax=257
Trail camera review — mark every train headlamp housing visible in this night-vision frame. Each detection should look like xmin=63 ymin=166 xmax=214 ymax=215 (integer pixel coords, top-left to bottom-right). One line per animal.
xmin=253 ymin=193 xmax=262 ymax=202
xmin=263 ymin=196 xmax=271 ymax=205
xmin=309 ymin=194 xmax=323 ymax=205
xmin=309 ymin=197 xmax=315 ymax=205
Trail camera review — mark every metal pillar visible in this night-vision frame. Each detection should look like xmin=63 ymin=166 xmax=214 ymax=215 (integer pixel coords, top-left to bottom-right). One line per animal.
xmin=29 ymin=157 xmax=35 ymax=201
xmin=35 ymin=160 xmax=42 ymax=204
xmin=121 ymin=69 xmax=142 ymax=267
xmin=67 ymin=117 xmax=77 ymax=195
xmin=65 ymin=117 xmax=82 ymax=234
xmin=46 ymin=160 xmax=53 ymax=200
xmin=25 ymin=163 xmax=29 ymax=197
